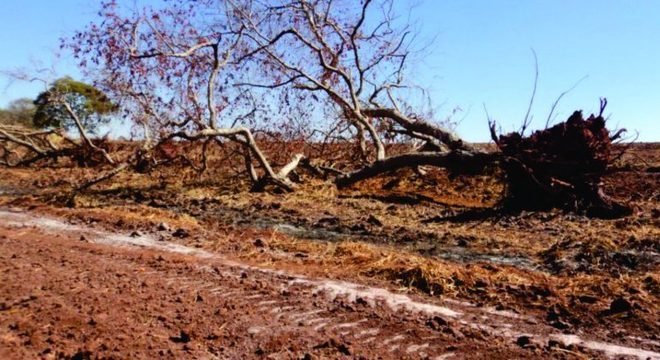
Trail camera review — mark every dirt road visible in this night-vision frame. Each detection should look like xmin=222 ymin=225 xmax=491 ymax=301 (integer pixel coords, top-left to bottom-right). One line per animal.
xmin=0 ymin=209 xmax=658 ymax=359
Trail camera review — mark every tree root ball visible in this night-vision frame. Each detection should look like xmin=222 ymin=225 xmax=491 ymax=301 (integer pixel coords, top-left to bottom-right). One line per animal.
xmin=495 ymin=110 xmax=631 ymax=218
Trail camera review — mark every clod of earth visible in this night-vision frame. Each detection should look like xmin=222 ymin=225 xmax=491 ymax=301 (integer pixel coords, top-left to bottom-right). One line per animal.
xmin=169 ymin=330 xmax=191 ymax=343
xmin=172 ymin=228 xmax=190 ymax=238
xmin=609 ymin=297 xmax=633 ymax=314
xmin=516 ymin=336 xmax=531 ymax=348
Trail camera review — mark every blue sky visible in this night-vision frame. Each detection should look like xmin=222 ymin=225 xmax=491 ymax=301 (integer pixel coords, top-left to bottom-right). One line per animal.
xmin=1 ymin=0 xmax=658 ymax=141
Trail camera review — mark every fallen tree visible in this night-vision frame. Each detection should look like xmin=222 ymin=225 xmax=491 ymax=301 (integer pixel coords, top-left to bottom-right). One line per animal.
xmin=335 ymin=102 xmax=631 ymax=218
xmin=43 ymin=0 xmax=631 ymax=218
xmin=234 ymin=0 xmax=631 ymax=218
xmin=0 ymin=118 xmax=114 ymax=168
xmin=335 ymin=150 xmax=496 ymax=188
xmin=0 ymin=77 xmax=117 ymax=167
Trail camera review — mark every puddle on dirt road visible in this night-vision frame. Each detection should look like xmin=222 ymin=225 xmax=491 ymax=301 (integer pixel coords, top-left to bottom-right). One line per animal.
xmin=1 ymin=209 xmax=658 ymax=360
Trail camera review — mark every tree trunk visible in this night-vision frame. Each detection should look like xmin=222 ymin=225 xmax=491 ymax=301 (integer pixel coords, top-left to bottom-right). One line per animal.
xmin=335 ymin=150 xmax=497 ymax=189
xmin=336 ymin=109 xmax=631 ymax=219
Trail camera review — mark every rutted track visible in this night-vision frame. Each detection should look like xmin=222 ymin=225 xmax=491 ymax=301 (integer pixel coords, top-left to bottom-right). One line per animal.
xmin=0 ymin=209 xmax=658 ymax=359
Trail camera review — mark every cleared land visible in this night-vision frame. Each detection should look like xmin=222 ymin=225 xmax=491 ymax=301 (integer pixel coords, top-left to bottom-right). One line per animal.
xmin=0 ymin=143 xmax=658 ymax=359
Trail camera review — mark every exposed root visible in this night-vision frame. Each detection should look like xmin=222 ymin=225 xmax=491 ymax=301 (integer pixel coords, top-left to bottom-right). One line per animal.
xmin=494 ymin=107 xmax=631 ymax=218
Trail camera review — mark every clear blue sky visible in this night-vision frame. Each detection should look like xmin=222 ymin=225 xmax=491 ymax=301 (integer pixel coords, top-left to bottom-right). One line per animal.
xmin=1 ymin=1 xmax=658 ymax=141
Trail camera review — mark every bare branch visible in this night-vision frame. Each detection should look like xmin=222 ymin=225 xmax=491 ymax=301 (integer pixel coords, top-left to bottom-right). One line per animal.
xmin=545 ymin=75 xmax=589 ymax=128
xmin=521 ymin=49 xmax=538 ymax=136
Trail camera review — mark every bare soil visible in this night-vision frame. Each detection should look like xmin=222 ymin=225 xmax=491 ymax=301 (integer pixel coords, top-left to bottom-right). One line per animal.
xmin=0 ymin=143 xmax=658 ymax=359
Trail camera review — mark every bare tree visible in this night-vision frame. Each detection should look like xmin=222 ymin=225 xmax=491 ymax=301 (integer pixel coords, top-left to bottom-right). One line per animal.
xmin=70 ymin=0 xmax=303 ymax=193
xmin=228 ymin=0 xmax=484 ymax=181
xmin=230 ymin=0 xmax=629 ymax=217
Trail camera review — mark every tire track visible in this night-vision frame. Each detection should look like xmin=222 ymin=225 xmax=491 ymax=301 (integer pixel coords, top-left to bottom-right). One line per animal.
xmin=1 ymin=209 xmax=658 ymax=359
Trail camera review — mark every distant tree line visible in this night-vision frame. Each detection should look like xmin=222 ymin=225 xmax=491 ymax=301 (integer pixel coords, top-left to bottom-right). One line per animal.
xmin=0 ymin=98 xmax=35 ymax=128
xmin=0 ymin=77 xmax=115 ymax=133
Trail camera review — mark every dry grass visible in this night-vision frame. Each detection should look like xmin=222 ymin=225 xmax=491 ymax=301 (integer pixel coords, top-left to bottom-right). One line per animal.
xmin=44 ymin=204 xmax=202 ymax=234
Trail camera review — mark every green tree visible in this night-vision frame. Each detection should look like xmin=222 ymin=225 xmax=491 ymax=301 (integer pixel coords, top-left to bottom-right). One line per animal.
xmin=33 ymin=77 xmax=117 ymax=134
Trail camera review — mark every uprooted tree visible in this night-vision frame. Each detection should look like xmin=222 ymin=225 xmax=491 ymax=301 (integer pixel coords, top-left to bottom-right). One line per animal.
xmin=1 ymin=0 xmax=630 ymax=217
xmin=227 ymin=0 xmax=630 ymax=217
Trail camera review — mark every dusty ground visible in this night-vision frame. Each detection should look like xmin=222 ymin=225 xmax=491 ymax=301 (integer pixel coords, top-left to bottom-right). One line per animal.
xmin=0 ymin=143 xmax=658 ymax=359
xmin=1 ymin=210 xmax=658 ymax=359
